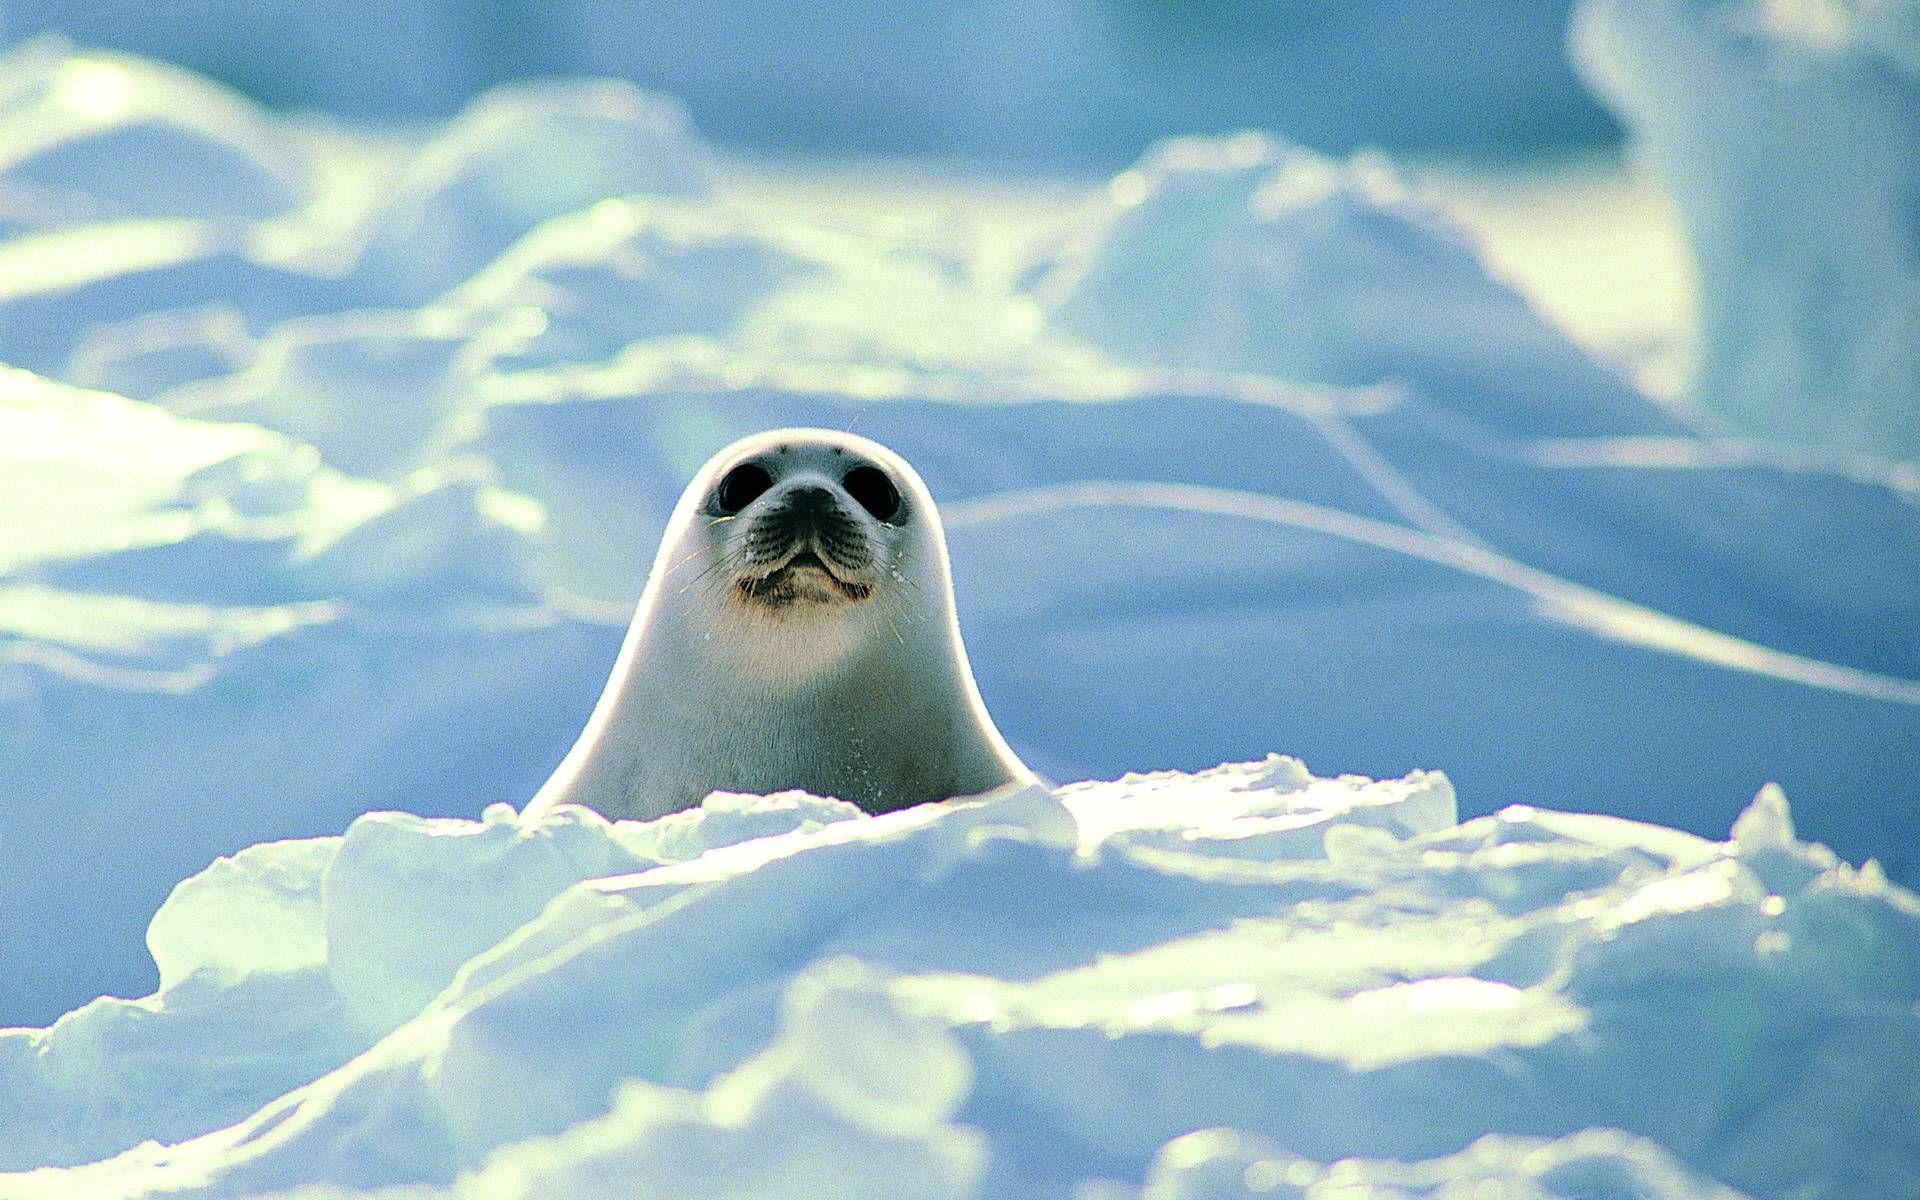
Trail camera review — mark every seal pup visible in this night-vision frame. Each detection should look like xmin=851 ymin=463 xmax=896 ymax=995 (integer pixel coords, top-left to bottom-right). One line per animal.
xmin=527 ymin=428 xmax=1033 ymax=820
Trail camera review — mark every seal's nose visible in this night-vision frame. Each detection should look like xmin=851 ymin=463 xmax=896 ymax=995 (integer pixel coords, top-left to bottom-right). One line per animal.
xmin=783 ymin=484 xmax=835 ymax=518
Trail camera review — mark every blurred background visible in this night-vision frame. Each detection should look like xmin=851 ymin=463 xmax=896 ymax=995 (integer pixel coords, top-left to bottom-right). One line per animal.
xmin=0 ymin=0 xmax=1915 ymax=1025
xmin=1 ymin=0 xmax=1618 ymax=165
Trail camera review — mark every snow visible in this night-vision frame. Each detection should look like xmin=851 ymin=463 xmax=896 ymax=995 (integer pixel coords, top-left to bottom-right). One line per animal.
xmin=0 ymin=41 xmax=1917 ymax=1029
xmin=0 ymin=33 xmax=1915 ymax=1197
xmin=0 ymin=39 xmax=305 ymax=227
xmin=1573 ymin=0 xmax=1920 ymax=459
xmin=345 ymin=78 xmax=712 ymax=306
xmin=2 ymin=767 xmax=1914 ymax=1199
xmin=0 ymin=3 xmax=1613 ymax=163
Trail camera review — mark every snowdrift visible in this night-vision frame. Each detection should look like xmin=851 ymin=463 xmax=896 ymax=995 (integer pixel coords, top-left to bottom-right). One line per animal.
xmin=1 ymin=44 xmax=1917 ymax=1026
xmin=4 ymin=763 xmax=1915 ymax=1199
xmin=1574 ymin=0 xmax=1920 ymax=460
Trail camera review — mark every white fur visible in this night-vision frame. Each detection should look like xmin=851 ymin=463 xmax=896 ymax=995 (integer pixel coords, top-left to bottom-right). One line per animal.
xmin=526 ymin=428 xmax=1032 ymax=819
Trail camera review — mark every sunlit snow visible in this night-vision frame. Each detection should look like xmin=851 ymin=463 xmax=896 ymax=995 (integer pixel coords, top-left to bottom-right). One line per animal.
xmin=4 ymin=766 xmax=1914 ymax=1199
xmin=1575 ymin=0 xmax=1920 ymax=459
xmin=0 ymin=24 xmax=1915 ymax=1200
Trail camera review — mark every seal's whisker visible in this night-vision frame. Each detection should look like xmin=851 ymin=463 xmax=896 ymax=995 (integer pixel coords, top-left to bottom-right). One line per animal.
xmin=890 ymin=568 xmax=925 ymax=598
xmin=529 ymin=430 xmax=1030 ymax=824
xmin=659 ymin=545 xmax=713 ymax=580
xmin=676 ymin=554 xmax=735 ymax=594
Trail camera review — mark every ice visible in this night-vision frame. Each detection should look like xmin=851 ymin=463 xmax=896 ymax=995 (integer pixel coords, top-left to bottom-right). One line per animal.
xmin=1729 ymin=782 xmax=1796 ymax=851
xmin=0 ymin=366 xmax=615 ymax=1014
xmin=321 ymin=802 xmax=658 ymax=1033
xmin=0 ymin=220 xmax=346 ymax=376
xmin=0 ymin=365 xmax=289 ymax=569
xmin=448 ymin=198 xmax=822 ymax=374
xmin=0 ymin=37 xmax=305 ymax=227
xmin=454 ymin=962 xmax=988 ymax=1200
xmin=445 ymin=193 xmax=1058 ymax=393
xmin=3 ymin=763 xmax=1915 ymax=1198
xmin=0 ymin=368 xmax=538 ymax=605
xmin=348 ymin=78 xmax=712 ymax=305
xmin=1037 ymin=132 xmax=1677 ymax=439
xmin=154 ymin=311 xmax=478 ymax=482
xmin=147 ymin=836 xmax=338 ymax=991
xmin=11 ymin=93 xmax=1920 ymax=1018
xmin=1138 ymin=1127 xmax=1750 ymax=1199
xmin=1056 ymin=755 xmax=1456 ymax=858
xmin=0 ymin=53 xmax=1916 ymax=1179
xmin=65 ymin=305 xmax=255 ymax=401
xmin=1573 ymin=0 xmax=1920 ymax=460
xmin=0 ymin=67 xmax=714 ymax=381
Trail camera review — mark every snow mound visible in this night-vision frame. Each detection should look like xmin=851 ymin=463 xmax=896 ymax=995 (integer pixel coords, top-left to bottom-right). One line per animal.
xmin=0 ymin=61 xmax=716 ymax=380
xmin=3 ymin=47 xmax=1920 ymax=1034
xmin=1037 ymin=132 xmax=1675 ymax=439
xmin=1573 ymin=0 xmax=1920 ymax=460
xmin=0 ymin=36 xmax=305 ymax=228
xmin=152 ymin=310 xmax=481 ymax=482
xmin=3 ymin=763 xmax=1915 ymax=1200
xmin=0 ymin=366 xmax=537 ymax=604
xmin=0 ymin=366 xmax=613 ymax=1017
xmin=349 ymin=78 xmax=713 ymax=305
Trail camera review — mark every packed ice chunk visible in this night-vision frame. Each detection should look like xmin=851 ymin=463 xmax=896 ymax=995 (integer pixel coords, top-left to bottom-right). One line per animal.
xmin=4 ymin=830 xmax=358 ymax=1169
xmin=1038 ymin=132 xmax=1677 ymax=438
xmin=1137 ymin=1128 xmax=1304 ymax=1200
xmin=440 ymin=962 xmax=984 ymax=1200
xmin=288 ymin=464 xmax=545 ymax=605
xmin=1778 ymin=855 xmax=1920 ymax=1007
xmin=1573 ymin=0 xmax=1920 ymax=460
xmin=3 ymin=760 xmax=1917 ymax=1198
xmin=760 ymin=960 xmax=974 ymax=1138
xmin=0 ymin=37 xmax=305 ymax=227
xmin=620 ymin=789 xmax=866 ymax=863
xmin=1725 ymin=782 xmax=1850 ymax=895
xmin=0 ymin=969 xmax=371 ymax=1172
xmin=322 ymin=802 xmax=661 ymax=1032
xmin=1057 ymin=754 xmax=1455 ymax=857
xmin=0 ymin=365 xmax=287 ymax=571
xmin=450 ymin=198 xmax=817 ymax=372
xmin=147 ymin=836 xmax=338 ymax=990
xmin=1729 ymin=780 xmax=1795 ymax=850
xmin=351 ymin=78 xmax=714 ymax=304
xmin=0 ymin=789 xmax=869 ymax=1170
xmin=1139 ymin=1127 xmax=1751 ymax=1199
xmin=0 ymin=366 xmax=596 ymax=1021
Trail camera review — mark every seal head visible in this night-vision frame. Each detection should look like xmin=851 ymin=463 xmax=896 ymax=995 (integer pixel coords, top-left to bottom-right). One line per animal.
xmin=528 ymin=428 xmax=1033 ymax=819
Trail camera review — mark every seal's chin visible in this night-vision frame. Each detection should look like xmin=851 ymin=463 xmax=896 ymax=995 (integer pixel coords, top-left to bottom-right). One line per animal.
xmin=735 ymin=550 xmax=874 ymax=609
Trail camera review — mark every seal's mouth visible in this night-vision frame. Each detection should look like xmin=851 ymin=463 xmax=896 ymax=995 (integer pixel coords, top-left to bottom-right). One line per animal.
xmin=737 ymin=549 xmax=874 ymax=607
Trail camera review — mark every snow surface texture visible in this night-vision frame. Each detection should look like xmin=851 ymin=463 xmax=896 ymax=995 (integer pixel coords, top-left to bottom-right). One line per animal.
xmin=5 ymin=762 xmax=1916 ymax=1199
xmin=0 ymin=42 xmax=1917 ymax=1032
xmin=1573 ymin=0 xmax=1920 ymax=460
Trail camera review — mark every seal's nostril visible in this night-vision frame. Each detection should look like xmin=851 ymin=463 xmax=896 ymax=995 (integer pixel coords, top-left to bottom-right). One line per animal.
xmin=784 ymin=484 xmax=834 ymax=515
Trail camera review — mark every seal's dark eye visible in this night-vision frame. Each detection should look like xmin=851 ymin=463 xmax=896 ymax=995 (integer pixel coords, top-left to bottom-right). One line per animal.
xmin=715 ymin=463 xmax=773 ymax=513
xmin=842 ymin=466 xmax=901 ymax=522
